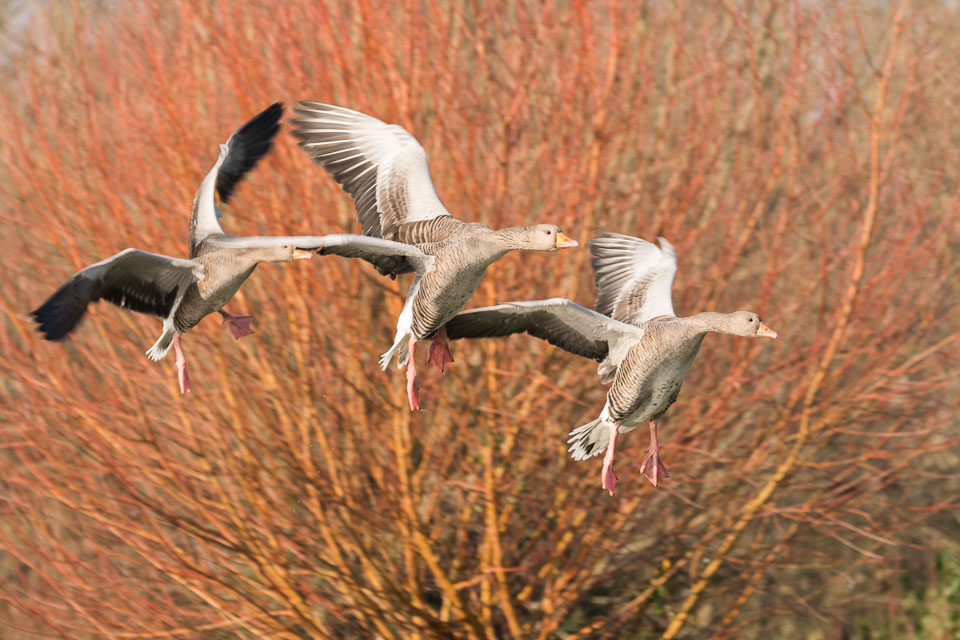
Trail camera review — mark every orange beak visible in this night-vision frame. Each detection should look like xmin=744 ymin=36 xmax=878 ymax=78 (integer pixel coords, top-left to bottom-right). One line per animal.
xmin=555 ymin=232 xmax=579 ymax=249
xmin=757 ymin=322 xmax=778 ymax=339
xmin=293 ymin=248 xmax=315 ymax=260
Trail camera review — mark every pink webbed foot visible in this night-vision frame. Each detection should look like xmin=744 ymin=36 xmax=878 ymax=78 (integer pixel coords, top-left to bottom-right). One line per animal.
xmin=219 ymin=310 xmax=255 ymax=340
xmin=173 ymin=334 xmax=191 ymax=394
xmin=427 ymin=325 xmax=455 ymax=373
xmin=639 ymin=421 xmax=670 ymax=487
xmin=406 ymin=337 xmax=421 ymax=411
xmin=601 ymin=460 xmax=618 ymax=495
xmin=601 ymin=424 xmax=619 ymax=496
xmin=640 ymin=450 xmax=670 ymax=487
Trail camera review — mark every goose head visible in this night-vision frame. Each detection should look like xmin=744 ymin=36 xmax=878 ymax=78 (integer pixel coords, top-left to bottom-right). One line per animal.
xmin=509 ymin=225 xmax=579 ymax=251
xmin=724 ymin=311 xmax=778 ymax=338
xmin=291 ymin=247 xmax=315 ymax=261
xmin=259 ymin=246 xmax=316 ymax=262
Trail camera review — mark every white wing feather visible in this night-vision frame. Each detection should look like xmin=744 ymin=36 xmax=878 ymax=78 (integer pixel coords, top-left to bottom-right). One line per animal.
xmin=292 ymin=102 xmax=451 ymax=237
xmin=589 ymin=232 xmax=678 ymax=325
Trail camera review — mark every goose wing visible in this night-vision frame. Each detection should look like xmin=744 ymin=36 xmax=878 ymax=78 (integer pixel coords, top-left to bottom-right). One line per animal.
xmin=190 ymin=103 xmax=283 ymax=249
xmin=444 ymin=298 xmax=644 ymax=362
xmin=291 ymin=102 xmax=454 ymax=241
xmin=32 ymin=249 xmax=204 ymax=340
xmin=205 ymin=234 xmax=434 ymax=276
xmin=588 ymin=231 xmax=677 ymax=324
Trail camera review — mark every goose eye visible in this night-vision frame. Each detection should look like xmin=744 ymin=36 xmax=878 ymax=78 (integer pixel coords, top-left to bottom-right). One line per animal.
xmin=546 ymin=230 xmax=553 ymax=235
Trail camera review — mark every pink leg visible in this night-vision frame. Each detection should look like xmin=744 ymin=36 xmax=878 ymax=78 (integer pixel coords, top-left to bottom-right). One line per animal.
xmin=406 ymin=337 xmax=420 ymax=411
xmin=173 ymin=334 xmax=191 ymax=394
xmin=639 ymin=420 xmax=670 ymax=487
xmin=218 ymin=309 xmax=255 ymax=340
xmin=601 ymin=425 xmax=619 ymax=495
xmin=427 ymin=325 xmax=455 ymax=373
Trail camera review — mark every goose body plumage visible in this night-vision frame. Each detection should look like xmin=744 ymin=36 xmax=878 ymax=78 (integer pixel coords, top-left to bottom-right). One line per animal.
xmin=445 ymin=230 xmax=777 ymax=493
xmin=292 ymin=101 xmax=578 ymax=409
xmin=33 ymin=103 xmax=431 ymax=393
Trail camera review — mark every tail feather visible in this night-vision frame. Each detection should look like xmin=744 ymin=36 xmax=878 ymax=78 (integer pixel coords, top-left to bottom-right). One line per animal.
xmin=379 ymin=331 xmax=411 ymax=370
xmin=597 ymin=358 xmax=618 ymax=385
xmin=567 ymin=418 xmax=613 ymax=461
xmin=145 ymin=327 xmax=176 ymax=362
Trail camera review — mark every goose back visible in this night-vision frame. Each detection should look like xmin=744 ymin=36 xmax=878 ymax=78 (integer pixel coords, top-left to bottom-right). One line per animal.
xmin=392 ymin=216 xmax=488 ymax=245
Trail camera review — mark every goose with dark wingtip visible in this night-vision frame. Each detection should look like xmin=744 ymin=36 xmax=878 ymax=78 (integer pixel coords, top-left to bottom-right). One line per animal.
xmin=291 ymin=102 xmax=579 ymax=411
xmin=443 ymin=231 xmax=777 ymax=494
xmin=32 ymin=103 xmax=431 ymax=394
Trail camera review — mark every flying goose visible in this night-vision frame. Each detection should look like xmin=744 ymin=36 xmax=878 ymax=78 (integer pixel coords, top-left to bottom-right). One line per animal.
xmin=291 ymin=102 xmax=579 ymax=410
xmin=32 ymin=103 xmax=432 ymax=394
xmin=444 ymin=231 xmax=777 ymax=494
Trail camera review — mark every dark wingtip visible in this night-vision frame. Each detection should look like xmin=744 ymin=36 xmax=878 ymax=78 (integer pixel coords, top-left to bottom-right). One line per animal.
xmin=236 ymin=102 xmax=284 ymax=142
xmin=31 ymin=306 xmax=66 ymax=341
xmin=30 ymin=287 xmax=90 ymax=341
xmin=253 ymin=101 xmax=284 ymax=122
xmin=216 ymin=102 xmax=285 ymax=204
xmin=259 ymin=101 xmax=284 ymax=126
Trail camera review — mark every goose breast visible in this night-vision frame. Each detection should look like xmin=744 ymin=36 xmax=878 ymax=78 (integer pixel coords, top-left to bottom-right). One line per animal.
xmin=606 ymin=322 xmax=706 ymax=431
xmin=409 ymin=235 xmax=506 ymax=338
xmin=172 ymin=250 xmax=259 ymax=333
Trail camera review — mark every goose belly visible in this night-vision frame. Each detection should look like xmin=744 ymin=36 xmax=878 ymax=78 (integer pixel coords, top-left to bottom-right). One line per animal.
xmin=608 ymin=345 xmax=699 ymax=432
xmin=410 ymin=266 xmax=487 ymax=338
xmin=618 ymin=375 xmax=687 ymax=432
xmin=174 ymin=267 xmax=255 ymax=333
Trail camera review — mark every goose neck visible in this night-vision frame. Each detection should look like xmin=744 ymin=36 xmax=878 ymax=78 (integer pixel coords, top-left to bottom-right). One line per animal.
xmin=689 ymin=312 xmax=734 ymax=335
xmin=491 ymin=226 xmax=532 ymax=250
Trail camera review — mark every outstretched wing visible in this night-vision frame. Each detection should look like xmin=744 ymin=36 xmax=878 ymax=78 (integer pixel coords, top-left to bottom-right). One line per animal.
xmin=204 ymin=234 xmax=434 ymax=276
xmin=32 ymin=249 xmax=204 ymax=340
xmin=190 ymin=103 xmax=283 ymax=250
xmin=588 ymin=231 xmax=677 ymax=325
xmin=444 ymin=298 xmax=644 ymax=362
xmin=291 ymin=102 xmax=453 ymax=240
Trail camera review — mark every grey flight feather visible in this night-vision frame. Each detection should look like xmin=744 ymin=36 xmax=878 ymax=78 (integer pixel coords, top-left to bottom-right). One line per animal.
xmin=444 ymin=298 xmax=644 ymax=362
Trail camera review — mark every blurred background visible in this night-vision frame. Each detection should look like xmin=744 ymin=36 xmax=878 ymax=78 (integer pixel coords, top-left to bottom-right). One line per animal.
xmin=1 ymin=0 xmax=958 ymax=638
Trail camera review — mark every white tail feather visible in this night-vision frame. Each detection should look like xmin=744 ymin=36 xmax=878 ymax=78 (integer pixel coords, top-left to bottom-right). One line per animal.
xmin=380 ymin=274 xmax=421 ymax=370
xmin=379 ymin=330 xmax=412 ymax=370
xmin=567 ymin=417 xmax=614 ymax=461
xmin=145 ymin=326 xmax=177 ymax=362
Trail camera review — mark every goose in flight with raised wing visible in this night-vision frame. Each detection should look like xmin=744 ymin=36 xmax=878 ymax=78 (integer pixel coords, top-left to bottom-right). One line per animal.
xmin=445 ymin=231 xmax=777 ymax=494
xmin=32 ymin=103 xmax=431 ymax=394
xmin=291 ymin=101 xmax=578 ymax=410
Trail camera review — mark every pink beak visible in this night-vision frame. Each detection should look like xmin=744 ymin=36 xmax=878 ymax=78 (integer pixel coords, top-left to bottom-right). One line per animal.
xmin=555 ymin=232 xmax=579 ymax=249
xmin=757 ymin=322 xmax=778 ymax=339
